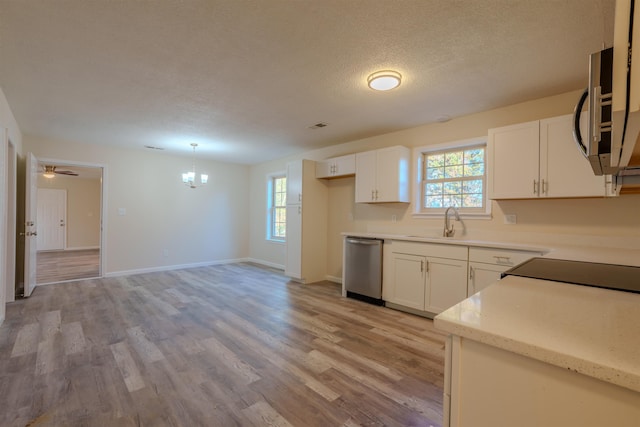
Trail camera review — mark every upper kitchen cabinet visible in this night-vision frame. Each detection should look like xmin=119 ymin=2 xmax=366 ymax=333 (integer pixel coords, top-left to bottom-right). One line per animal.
xmin=286 ymin=160 xmax=303 ymax=204
xmin=315 ymin=154 xmax=356 ymax=179
xmin=488 ymin=114 xmax=611 ymax=199
xmin=355 ymin=145 xmax=410 ymax=203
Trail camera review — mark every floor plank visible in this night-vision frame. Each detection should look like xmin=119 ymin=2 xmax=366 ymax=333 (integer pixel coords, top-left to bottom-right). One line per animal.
xmin=36 ymin=249 xmax=100 ymax=284
xmin=0 ymin=262 xmax=445 ymax=426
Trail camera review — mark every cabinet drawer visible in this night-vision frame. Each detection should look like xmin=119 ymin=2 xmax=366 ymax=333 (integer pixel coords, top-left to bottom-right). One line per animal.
xmin=388 ymin=240 xmax=468 ymax=261
xmin=469 ymin=247 xmax=542 ymax=267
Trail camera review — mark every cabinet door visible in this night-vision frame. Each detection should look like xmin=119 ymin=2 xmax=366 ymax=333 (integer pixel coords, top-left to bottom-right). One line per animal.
xmin=284 ymin=204 xmax=302 ymax=279
xmin=489 ymin=121 xmax=540 ymax=199
xmin=332 ymin=154 xmax=356 ymax=177
xmin=376 ymin=146 xmax=410 ymax=202
xmin=388 ymin=253 xmax=426 ymax=310
xmin=468 ymin=262 xmax=507 ymax=296
xmin=315 ymin=159 xmax=333 ymax=179
xmin=355 ymin=150 xmax=377 ymax=203
xmin=540 ymin=114 xmax=607 ymax=198
xmin=286 ymin=160 xmax=303 ymax=204
xmin=426 ymin=258 xmax=468 ymax=314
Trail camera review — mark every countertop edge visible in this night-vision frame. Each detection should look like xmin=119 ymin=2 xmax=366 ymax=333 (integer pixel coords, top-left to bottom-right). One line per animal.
xmin=341 ymin=232 xmax=549 ymax=253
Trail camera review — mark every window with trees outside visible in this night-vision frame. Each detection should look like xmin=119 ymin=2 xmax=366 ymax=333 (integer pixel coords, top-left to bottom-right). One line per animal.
xmin=268 ymin=175 xmax=287 ymax=241
xmin=420 ymin=143 xmax=487 ymax=215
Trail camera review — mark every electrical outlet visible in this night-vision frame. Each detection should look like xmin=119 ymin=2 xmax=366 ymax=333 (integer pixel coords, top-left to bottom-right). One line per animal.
xmin=163 ymin=249 xmax=169 ymax=257
xmin=391 ymin=215 xmax=397 ymax=223
xmin=504 ymin=214 xmax=517 ymax=224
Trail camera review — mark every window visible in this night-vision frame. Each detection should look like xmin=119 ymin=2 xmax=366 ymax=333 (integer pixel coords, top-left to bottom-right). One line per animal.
xmin=267 ymin=174 xmax=287 ymax=241
xmin=416 ymin=139 xmax=490 ymax=217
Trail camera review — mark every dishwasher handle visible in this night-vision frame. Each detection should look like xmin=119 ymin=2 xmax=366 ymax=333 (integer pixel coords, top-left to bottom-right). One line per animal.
xmin=346 ymin=238 xmax=381 ymax=246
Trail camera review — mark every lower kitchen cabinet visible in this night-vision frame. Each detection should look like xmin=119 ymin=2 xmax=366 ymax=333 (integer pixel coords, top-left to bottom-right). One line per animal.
xmin=426 ymin=257 xmax=468 ymax=314
xmin=467 ymin=247 xmax=543 ymax=295
xmin=443 ymin=336 xmax=640 ymax=427
xmin=388 ymin=253 xmax=426 ymax=311
xmin=383 ymin=240 xmax=468 ymax=317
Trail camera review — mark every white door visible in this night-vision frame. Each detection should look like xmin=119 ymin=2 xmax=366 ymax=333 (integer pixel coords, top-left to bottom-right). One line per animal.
xmin=37 ymin=189 xmax=66 ymax=251
xmin=23 ymin=153 xmax=38 ymax=297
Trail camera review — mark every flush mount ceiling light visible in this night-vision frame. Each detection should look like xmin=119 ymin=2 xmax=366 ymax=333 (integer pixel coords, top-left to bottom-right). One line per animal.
xmin=182 ymin=143 xmax=208 ymax=189
xmin=367 ymin=70 xmax=402 ymax=91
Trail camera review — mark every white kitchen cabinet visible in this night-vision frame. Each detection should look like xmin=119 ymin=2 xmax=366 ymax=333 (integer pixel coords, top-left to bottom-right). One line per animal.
xmin=284 ymin=204 xmax=302 ymax=279
xmin=383 ymin=240 xmax=468 ymax=317
xmin=284 ymin=159 xmax=328 ymax=283
xmin=488 ymin=114 xmax=610 ymax=199
xmin=425 ymin=257 xmax=468 ymax=314
xmin=443 ymin=336 xmax=640 ymax=427
xmin=315 ymin=154 xmax=356 ymax=179
xmin=355 ymin=146 xmax=410 ymax=203
xmin=467 ymin=247 xmax=543 ymax=295
xmin=286 ymin=160 xmax=303 ymax=205
xmin=388 ymin=252 xmax=426 ymax=311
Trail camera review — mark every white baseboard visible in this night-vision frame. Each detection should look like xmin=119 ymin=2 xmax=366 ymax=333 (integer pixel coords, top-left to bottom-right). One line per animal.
xmin=325 ymin=275 xmax=342 ymax=284
xmin=65 ymin=246 xmax=100 ymax=251
xmin=104 ymin=258 xmax=250 ymax=278
xmin=245 ymin=258 xmax=285 ymax=271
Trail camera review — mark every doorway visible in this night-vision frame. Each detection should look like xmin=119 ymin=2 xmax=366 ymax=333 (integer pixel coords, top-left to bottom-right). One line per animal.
xmin=35 ymin=161 xmax=103 ymax=285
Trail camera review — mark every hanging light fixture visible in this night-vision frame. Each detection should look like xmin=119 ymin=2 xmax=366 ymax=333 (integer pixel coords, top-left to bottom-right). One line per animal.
xmin=182 ymin=143 xmax=208 ymax=189
xmin=367 ymin=70 xmax=402 ymax=91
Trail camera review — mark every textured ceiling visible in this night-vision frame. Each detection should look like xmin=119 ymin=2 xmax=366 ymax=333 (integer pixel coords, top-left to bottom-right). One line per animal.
xmin=0 ymin=0 xmax=615 ymax=164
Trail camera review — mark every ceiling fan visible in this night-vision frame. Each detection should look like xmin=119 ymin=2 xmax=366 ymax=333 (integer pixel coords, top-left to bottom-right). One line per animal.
xmin=42 ymin=165 xmax=79 ymax=178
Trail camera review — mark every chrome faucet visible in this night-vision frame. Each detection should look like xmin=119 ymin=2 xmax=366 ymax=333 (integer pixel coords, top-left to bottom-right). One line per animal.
xmin=443 ymin=206 xmax=460 ymax=237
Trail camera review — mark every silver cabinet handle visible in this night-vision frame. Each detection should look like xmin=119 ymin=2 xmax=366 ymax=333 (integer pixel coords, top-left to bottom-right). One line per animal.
xmin=420 ymin=260 xmax=424 ymax=272
xmin=542 ymin=179 xmax=548 ymax=194
xmin=493 ymin=255 xmax=511 ymax=263
xmin=371 ymin=190 xmax=375 ymax=201
xmin=375 ymin=190 xmax=379 ymax=200
xmin=533 ymin=180 xmax=538 ymax=195
xmin=469 ymin=266 xmax=474 ymax=280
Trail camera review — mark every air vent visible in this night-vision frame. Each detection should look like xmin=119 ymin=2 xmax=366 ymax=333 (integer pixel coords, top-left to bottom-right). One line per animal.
xmin=308 ymin=122 xmax=328 ymax=129
xmin=144 ymin=145 xmax=165 ymax=150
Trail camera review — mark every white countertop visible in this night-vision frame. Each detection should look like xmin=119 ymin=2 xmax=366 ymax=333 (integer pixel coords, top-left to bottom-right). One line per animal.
xmin=342 ymin=231 xmax=549 ymax=253
xmin=342 ymin=231 xmax=640 ymax=266
xmin=434 ymin=275 xmax=640 ymax=393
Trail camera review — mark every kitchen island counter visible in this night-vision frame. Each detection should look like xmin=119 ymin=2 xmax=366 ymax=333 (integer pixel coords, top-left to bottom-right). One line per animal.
xmin=434 ymin=274 xmax=640 ymax=426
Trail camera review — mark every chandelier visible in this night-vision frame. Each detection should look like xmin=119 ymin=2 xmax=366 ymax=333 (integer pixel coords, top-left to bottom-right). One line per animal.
xmin=182 ymin=143 xmax=208 ymax=188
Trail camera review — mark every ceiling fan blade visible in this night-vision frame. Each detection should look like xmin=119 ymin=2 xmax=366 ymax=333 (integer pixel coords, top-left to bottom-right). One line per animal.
xmin=55 ymin=170 xmax=79 ymax=176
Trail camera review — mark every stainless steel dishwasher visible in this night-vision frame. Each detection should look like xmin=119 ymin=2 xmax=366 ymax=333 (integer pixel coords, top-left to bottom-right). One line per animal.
xmin=344 ymin=237 xmax=383 ymax=305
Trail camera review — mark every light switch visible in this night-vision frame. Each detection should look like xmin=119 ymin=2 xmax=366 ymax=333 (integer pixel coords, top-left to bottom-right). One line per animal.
xmin=118 ymin=208 xmax=127 ymax=216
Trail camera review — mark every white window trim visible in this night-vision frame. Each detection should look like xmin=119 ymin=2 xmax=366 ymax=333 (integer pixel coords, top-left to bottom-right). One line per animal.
xmin=266 ymin=172 xmax=286 ymax=243
xmin=412 ymin=137 xmax=492 ymax=219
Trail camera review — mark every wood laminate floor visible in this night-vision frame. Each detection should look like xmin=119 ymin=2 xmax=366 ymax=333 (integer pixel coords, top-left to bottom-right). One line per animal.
xmin=0 ymin=263 xmax=446 ymax=427
xmin=37 ymin=249 xmax=100 ymax=284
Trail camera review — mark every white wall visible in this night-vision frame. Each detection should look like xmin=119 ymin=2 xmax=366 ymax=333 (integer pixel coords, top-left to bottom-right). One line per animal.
xmin=0 ymin=87 xmax=22 ymax=324
xmin=25 ymin=136 xmax=250 ymax=275
xmin=249 ymin=89 xmax=640 ymax=280
xmin=37 ymin=175 xmax=101 ymax=249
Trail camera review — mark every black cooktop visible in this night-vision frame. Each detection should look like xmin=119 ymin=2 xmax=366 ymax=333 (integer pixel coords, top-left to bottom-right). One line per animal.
xmin=501 ymin=257 xmax=640 ymax=294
